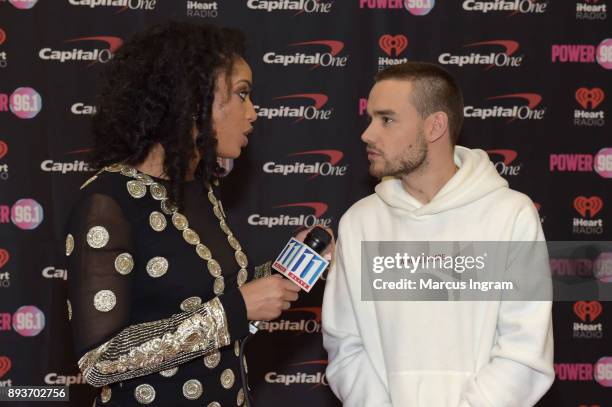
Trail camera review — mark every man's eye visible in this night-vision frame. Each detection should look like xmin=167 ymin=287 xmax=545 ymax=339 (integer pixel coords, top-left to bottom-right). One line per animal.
xmin=382 ymin=116 xmax=393 ymax=124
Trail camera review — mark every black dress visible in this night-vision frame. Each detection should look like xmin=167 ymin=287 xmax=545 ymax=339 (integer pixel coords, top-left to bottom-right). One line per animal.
xmin=66 ymin=164 xmax=270 ymax=406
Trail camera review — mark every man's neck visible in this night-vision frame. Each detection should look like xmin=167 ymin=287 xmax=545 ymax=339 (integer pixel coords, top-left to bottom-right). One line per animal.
xmin=400 ymin=151 xmax=458 ymax=205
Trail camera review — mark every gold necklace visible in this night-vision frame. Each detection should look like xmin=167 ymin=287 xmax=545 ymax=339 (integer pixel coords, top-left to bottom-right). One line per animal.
xmin=89 ymin=163 xmax=249 ymax=295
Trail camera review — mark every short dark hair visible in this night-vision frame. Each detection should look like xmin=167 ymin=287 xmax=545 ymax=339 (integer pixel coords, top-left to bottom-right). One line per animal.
xmin=375 ymin=62 xmax=464 ymax=144
xmin=90 ymin=21 xmax=246 ymax=208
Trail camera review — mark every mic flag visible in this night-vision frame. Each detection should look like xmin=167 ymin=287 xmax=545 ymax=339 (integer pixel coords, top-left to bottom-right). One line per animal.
xmin=272 ymin=237 xmax=330 ymax=292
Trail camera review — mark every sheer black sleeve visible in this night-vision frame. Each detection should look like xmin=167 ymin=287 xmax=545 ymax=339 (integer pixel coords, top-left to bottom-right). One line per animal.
xmin=66 ymin=192 xmax=234 ymax=387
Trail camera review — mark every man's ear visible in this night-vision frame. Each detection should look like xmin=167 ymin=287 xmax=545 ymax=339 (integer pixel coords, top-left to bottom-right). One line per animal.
xmin=424 ymin=111 xmax=449 ymax=143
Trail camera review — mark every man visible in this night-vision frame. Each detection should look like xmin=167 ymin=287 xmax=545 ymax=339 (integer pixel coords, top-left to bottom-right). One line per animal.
xmin=322 ymin=62 xmax=554 ymax=406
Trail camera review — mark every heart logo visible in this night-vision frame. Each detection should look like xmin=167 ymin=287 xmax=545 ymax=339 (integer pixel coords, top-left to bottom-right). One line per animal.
xmin=0 ymin=141 xmax=7 ymax=160
xmin=0 ymin=356 xmax=11 ymax=379
xmin=0 ymin=249 xmax=9 ymax=269
xmin=573 ymin=301 xmax=602 ymax=322
xmin=573 ymin=196 xmax=603 ymax=218
xmin=575 ymin=87 xmax=604 ymax=109
xmin=379 ymin=35 xmax=408 ymax=57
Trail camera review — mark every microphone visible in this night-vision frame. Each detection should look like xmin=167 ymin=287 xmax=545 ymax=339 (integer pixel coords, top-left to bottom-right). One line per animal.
xmin=241 ymin=227 xmax=332 ymax=407
xmin=248 ymin=227 xmax=332 ymax=334
xmin=271 ymin=226 xmax=332 ymax=292
xmin=303 ymin=226 xmax=333 ymax=254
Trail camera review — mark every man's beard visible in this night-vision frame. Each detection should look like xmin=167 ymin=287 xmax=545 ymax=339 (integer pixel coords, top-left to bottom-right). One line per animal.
xmin=369 ymin=131 xmax=428 ymax=178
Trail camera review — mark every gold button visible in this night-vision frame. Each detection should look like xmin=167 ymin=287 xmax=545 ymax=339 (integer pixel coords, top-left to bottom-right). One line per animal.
xmin=228 ymin=235 xmax=242 ymax=251
xmin=149 ymin=211 xmax=167 ymax=232
xmin=180 ymin=296 xmax=202 ymax=312
xmin=86 ymin=226 xmax=109 ymax=249
xmin=159 ymin=367 xmax=178 ymax=377
xmin=126 ymin=180 xmax=147 ymax=199
xmin=220 ymin=368 xmax=235 ymax=389
xmin=146 ymin=257 xmax=169 ymax=278
xmin=135 ymin=173 xmax=154 ymax=185
xmin=204 ymin=350 xmax=221 ymax=369
xmin=65 ymin=234 xmax=74 ymax=256
xmin=207 ymin=259 xmax=222 ymax=278
xmin=182 ymin=379 xmax=203 ymax=400
xmin=237 ymin=269 xmax=248 ymax=286
xmin=93 ymin=290 xmax=116 ymax=312
xmin=235 ymin=251 xmax=248 ymax=268
xmin=150 ymin=183 xmax=167 ymax=200
xmin=100 ymin=386 xmax=112 ymax=403
xmin=172 ymin=213 xmax=189 ymax=231
xmin=120 ymin=166 xmax=137 ymax=177
xmin=196 ymin=244 xmax=212 ymax=260
xmin=237 ymin=388 xmax=245 ymax=406
xmin=105 ymin=163 xmax=123 ymax=172
xmin=114 ymin=253 xmax=134 ymax=275
xmin=160 ymin=199 xmax=177 ymax=215
xmin=213 ymin=276 xmax=225 ymax=295
xmin=183 ymin=228 xmax=200 ymax=245
xmin=134 ymin=384 xmax=155 ymax=404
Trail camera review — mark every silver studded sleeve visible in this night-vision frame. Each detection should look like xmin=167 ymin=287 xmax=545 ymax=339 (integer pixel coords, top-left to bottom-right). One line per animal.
xmin=77 ymin=296 xmax=230 ymax=387
xmin=67 ymin=192 xmax=232 ymax=387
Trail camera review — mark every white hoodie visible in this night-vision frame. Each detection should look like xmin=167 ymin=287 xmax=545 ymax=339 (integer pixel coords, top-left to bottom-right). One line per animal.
xmin=322 ymin=146 xmax=554 ymax=407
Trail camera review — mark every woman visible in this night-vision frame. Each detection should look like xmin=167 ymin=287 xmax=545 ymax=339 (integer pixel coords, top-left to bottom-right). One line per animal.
xmin=66 ymin=22 xmax=301 ymax=406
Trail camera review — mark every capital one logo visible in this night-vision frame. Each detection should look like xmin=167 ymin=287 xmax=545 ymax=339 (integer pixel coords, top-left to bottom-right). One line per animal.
xmin=256 ymin=93 xmax=332 ymax=122
xmin=39 ymin=36 xmax=123 ymax=65
xmin=258 ymin=307 xmax=322 ymax=334
xmin=379 ymin=35 xmax=408 ymax=56
xmin=576 ymin=87 xmax=605 ymax=109
xmin=41 ymin=148 xmax=92 ymax=174
xmin=438 ymin=40 xmax=523 ymax=70
xmin=464 ymin=93 xmax=545 ymax=122
xmin=462 ymin=0 xmax=548 ymax=14
xmin=265 ymin=360 xmax=329 ymax=388
xmin=248 ymin=202 xmax=332 ymax=228
xmin=247 ymin=0 xmax=333 ymax=14
xmin=486 ymin=149 xmax=522 ymax=176
xmin=68 ymin=0 xmax=157 ymax=11
xmin=263 ymin=40 xmax=348 ymax=69
xmin=574 ymin=196 xmax=603 ymax=218
xmin=264 ymin=150 xmax=347 ymax=179
xmin=574 ymin=301 xmax=602 ymax=322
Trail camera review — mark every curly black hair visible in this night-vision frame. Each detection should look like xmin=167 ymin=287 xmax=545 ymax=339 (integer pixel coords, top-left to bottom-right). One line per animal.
xmin=90 ymin=21 xmax=246 ymax=207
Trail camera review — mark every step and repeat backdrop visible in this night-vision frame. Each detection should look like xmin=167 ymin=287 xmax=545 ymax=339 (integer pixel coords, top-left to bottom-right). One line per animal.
xmin=0 ymin=0 xmax=610 ymax=406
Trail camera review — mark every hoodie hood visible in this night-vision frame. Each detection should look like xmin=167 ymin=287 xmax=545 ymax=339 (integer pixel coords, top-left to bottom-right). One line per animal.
xmin=375 ymin=146 xmax=508 ymax=216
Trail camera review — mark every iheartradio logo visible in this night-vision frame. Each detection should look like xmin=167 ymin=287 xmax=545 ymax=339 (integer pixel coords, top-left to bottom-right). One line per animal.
xmin=0 ymin=141 xmax=7 ymax=160
xmin=574 ymin=301 xmax=602 ymax=322
xmin=0 ymin=249 xmax=9 ymax=269
xmin=379 ymin=35 xmax=408 ymax=57
xmin=0 ymin=29 xmax=6 ymax=45
xmin=574 ymin=196 xmax=603 ymax=218
xmin=0 ymin=356 xmax=11 ymax=379
xmin=576 ymin=87 xmax=605 ymax=109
